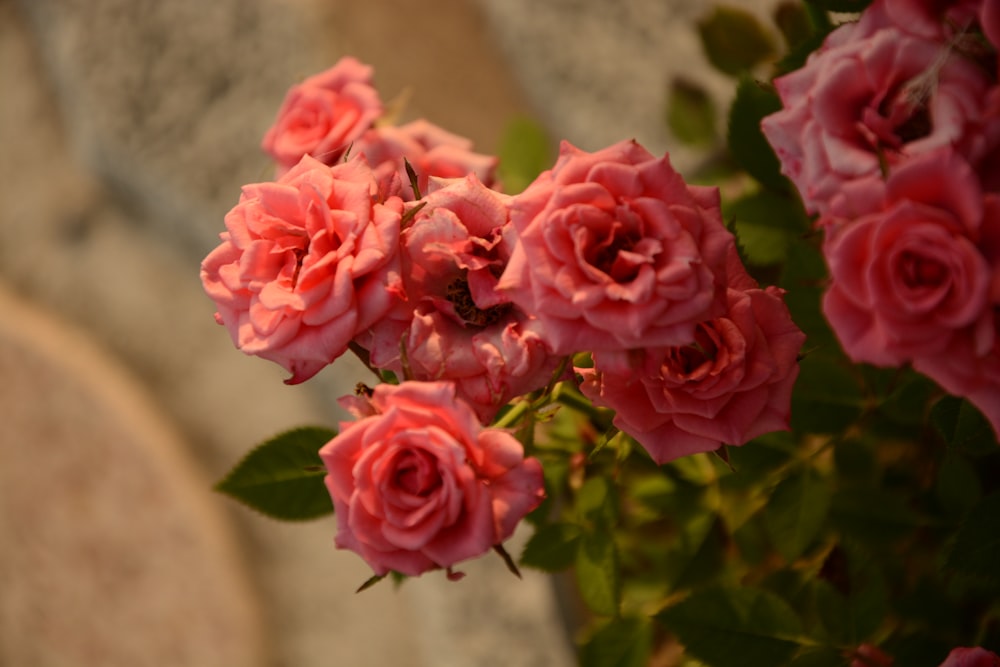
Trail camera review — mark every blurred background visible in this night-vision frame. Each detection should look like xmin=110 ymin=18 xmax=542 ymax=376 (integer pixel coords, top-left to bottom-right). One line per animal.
xmin=0 ymin=0 xmax=768 ymax=664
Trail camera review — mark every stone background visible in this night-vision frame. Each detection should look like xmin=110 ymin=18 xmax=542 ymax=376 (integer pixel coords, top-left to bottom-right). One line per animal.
xmin=0 ymin=0 xmax=773 ymax=664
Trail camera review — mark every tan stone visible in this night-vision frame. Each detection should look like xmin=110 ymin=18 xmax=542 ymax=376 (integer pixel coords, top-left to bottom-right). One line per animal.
xmin=0 ymin=284 xmax=267 ymax=667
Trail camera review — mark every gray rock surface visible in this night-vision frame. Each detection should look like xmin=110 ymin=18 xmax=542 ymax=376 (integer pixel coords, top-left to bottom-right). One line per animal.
xmin=472 ymin=0 xmax=777 ymax=171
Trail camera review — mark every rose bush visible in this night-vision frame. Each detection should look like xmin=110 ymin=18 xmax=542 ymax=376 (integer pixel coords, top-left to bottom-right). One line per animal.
xmin=261 ymin=57 xmax=383 ymax=175
xmin=200 ymin=155 xmax=404 ymax=384
xmin=497 ymin=139 xmax=734 ymax=355
xmin=318 ymin=381 xmax=545 ymax=577
xmin=208 ymin=13 xmax=1000 ymax=664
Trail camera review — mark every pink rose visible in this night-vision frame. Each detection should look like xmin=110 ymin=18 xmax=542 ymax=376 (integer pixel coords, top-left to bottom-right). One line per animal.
xmin=850 ymin=643 xmax=894 ymax=667
xmin=261 ymin=57 xmax=383 ymax=175
xmin=863 ymin=0 xmax=983 ymax=41
xmin=578 ymin=285 xmax=805 ymax=464
xmin=360 ymin=174 xmax=560 ymax=422
xmin=822 ymin=150 xmax=992 ymax=366
xmin=761 ymin=17 xmax=997 ymax=215
xmin=319 ymin=381 xmax=545 ymax=577
xmin=356 ymin=119 xmax=500 ymax=201
xmin=200 ymin=155 xmax=403 ymax=384
xmin=496 ymin=140 xmax=734 ymax=356
xmin=938 ymin=647 xmax=1000 ymax=667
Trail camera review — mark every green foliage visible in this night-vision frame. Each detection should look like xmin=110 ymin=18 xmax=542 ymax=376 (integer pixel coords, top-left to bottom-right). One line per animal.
xmin=932 ymin=396 xmax=998 ymax=457
xmin=727 ymin=77 xmax=788 ymax=192
xmin=725 ymin=190 xmax=809 ymax=267
xmin=215 ymin=426 xmax=335 ymax=521
xmin=576 ymin=530 xmax=622 ymax=617
xmin=497 ymin=115 xmax=552 ymax=194
xmin=946 ymin=492 xmax=1000 ymax=584
xmin=658 ymin=587 xmax=807 ymax=667
xmin=580 ymin=616 xmax=653 ymax=667
xmin=521 ymin=522 xmax=583 ymax=572
xmin=667 ymin=77 xmax=718 ymax=147
xmin=698 ymin=6 xmax=778 ymax=77
xmin=763 ymin=468 xmax=832 ymax=562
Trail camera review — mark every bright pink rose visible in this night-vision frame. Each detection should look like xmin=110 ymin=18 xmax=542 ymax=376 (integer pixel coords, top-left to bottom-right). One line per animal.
xmin=357 ymin=119 xmax=500 ymax=201
xmin=261 ymin=57 xmax=383 ymax=175
xmin=578 ymin=285 xmax=805 ymax=464
xmin=496 ymin=140 xmax=734 ymax=356
xmin=761 ymin=17 xmax=998 ymax=215
xmin=938 ymin=647 xmax=1000 ymax=667
xmin=361 ymin=174 xmax=560 ymax=422
xmin=201 ymin=155 xmax=403 ymax=384
xmin=822 ymin=151 xmax=992 ymax=366
xmin=319 ymin=381 xmax=545 ymax=577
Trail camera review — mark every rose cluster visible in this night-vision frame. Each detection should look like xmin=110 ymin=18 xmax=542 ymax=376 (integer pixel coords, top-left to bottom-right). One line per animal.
xmin=762 ymin=0 xmax=1000 ymax=436
xmin=201 ymin=58 xmax=804 ymax=577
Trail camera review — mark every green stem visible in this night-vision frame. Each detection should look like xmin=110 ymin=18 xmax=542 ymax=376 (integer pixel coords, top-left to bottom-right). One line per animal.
xmin=803 ymin=1 xmax=833 ymax=33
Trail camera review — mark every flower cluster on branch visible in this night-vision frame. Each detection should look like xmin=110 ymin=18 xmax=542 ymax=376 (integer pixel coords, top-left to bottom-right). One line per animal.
xmin=205 ymin=0 xmax=1000 ymax=665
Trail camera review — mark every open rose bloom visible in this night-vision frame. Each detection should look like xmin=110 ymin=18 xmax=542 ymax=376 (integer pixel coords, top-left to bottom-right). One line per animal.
xmin=319 ymin=381 xmax=545 ymax=577
xmin=200 ymin=155 xmax=404 ymax=384
xmin=497 ymin=140 xmax=735 ymax=355
xmin=762 ymin=0 xmax=1000 ymax=437
xmin=261 ymin=57 xmax=383 ymax=176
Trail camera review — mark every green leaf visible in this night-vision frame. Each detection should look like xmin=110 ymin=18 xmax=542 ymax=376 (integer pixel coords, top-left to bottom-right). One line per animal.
xmin=727 ymin=76 xmax=788 ymax=192
xmin=779 ymin=238 xmax=834 ymax=349
xmin=790 ymin=354 xmax=864 ymax=434
xmin=520 ymin=522 xmax=582 ymax=572
xmin=497 ymin=115 xmax=551 ymax=195
xmin=667 ymin=77 xmax=718 ymax=147
xmin=763 ymin=468 xmax=832 ymax=562
xmin=946 ymin=491 xmax=1000 ymax=583
xmin=935 ymin=452 xmax=983 ymax=515
xmin=773 ymin=2 xmax=813 ymax=49
xmin=658 ymin=586 xmax=806 ymax=667
xmin=580 ymin=616 xmax=654 ymax=667
xmin=215 ymin=426 xmax=335 ymax=521
xmin=830 ymin=486 xmax=921 ymax=546
xmin=725 ymin=190 xmax=809 ymax=267
xmin=577 ymin=475 xmax=619 ymax=527
xmin=698 ymin=6 xmax=777 ymax=77
xmin=576 ymin=530 xmax=621 ymax=617
xmin=931 ymin=396 xmax=998 ymax=457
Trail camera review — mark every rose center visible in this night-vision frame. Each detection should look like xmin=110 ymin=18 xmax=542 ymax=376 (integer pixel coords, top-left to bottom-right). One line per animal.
xmin=666 ymin=325 xmax=719 ymax=376
xmin=445 ymin=277 xmax=511 ymax=328
xmin=899 ymin=250 xmax=947 ymax=288
xmin=394 ymin=451 xmax=440 ymax=497
xmin=586 ymin=224 xmax=643 ymax=282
